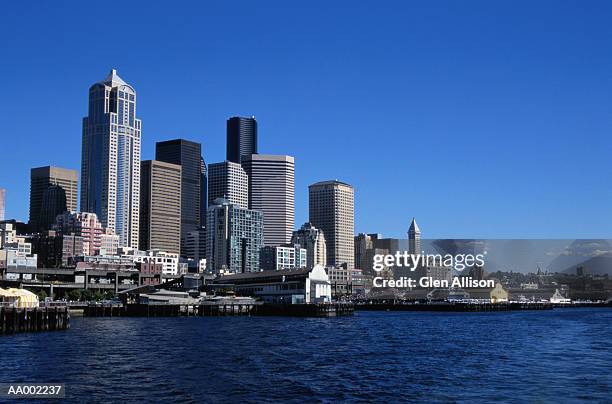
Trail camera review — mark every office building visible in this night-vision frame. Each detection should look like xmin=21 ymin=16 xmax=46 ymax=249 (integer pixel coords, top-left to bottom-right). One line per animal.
xmin=80 ymin=69 xmax=141 ymax=248
xmin=291 ymin=222 xmax=327 ymax=269
xmin=29 ymin=166 xmax=78 ymax=231
xmin=207 ymin=161 xmax=248 ymax=209
xmin=260 ymin=244 xmax=307 ymax=271
xmin=120 ymin=247 xmax=186 ymax=276
xmin=242 ymin=154 xmax=294 ymax=246
xmin=200 ymin=156 xmax=207 ymax=222
xmin=226 ymin=116 xmax=257 ymax=163
xmin=206 ymin=198 xmax=263 ymax=274
xmin=140 ymin=160 xmax=182 ymax=255
xmin=54 ymin=211 xmax=118 ymax=256
xmin=309 ymin=180 xmax=355 ymax=269
xmin=183 ymin=230 xmax=206 ymax=263
xmin=0 ymin=188 xmax=5 ymax=221
xmin=326 ymin=267 xmax=367 ymax=297
xmin=155 ymin=139 xmax=204 ymax=256
xmin=408 ymin=217 xmax=421 ymax=254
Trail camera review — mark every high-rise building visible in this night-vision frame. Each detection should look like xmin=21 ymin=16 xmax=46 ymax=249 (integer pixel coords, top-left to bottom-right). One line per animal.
xmin=354 ymin=233 xmax=379 ymax=272
xmin=291 ymin=222 xmax=327 ymax=269
xmin=139 ymin=160 xmax=182 ymax=255
xmin=207 ymin=161 xmax=248 ymax=209
xmin=408 ymin=217 xmax=421 ymax=254
xmin=0 ymin=188 xmax=5 ymax=221
xmin=155 ymin=139 xmax=203 ymax=257
xmin=29 ymin=166 xmax=78 ymax=231
xmin=309 ymin=180 xmax=355 ymax=269
xmin=206 ymin=198 xmax=263 ymax=274
xmin=226 ymin=116 xmax=257 ymax=163
xmin=200 ymin=156 xmax=207 ymax=223
xmin=80 ymin=69 xmax=141 ymax=248
xmin=54 ymin=211 xmax=119 ymax=256
xmin=241 ymin=154 xmax=294 ymax=246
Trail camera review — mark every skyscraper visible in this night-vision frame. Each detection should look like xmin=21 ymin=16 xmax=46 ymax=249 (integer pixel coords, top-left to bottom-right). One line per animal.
xmin=80 ymin=69 xmax=141 ymax=248
xmin=155 ymin=139 xmax=204 ymax=256
xmin=207 ymin=161 xmax=248 ymax=209
xmin=226 ymin=116 xmax=257 ymax=163
xmin=291 ymin=222 xmax=327 ymax=269
xmin=200 ymin=156 xmax=207 ymax=222
xmin=408 ymin=217 xmax=421 ymax=254
xmin=206 ymin=198 xmax=263 ymax=274
xmin=29 ymin=166 xmax=78 ymax=231
xmin=0 ymin=188 xmax=5 ymax=221
xmin=309 ymin=180 xmax=355 ymax=269
xmin=241 ymin=154 xmax=295 ymax=246
xmin=139 ymin=160 xmax=182 ymax=254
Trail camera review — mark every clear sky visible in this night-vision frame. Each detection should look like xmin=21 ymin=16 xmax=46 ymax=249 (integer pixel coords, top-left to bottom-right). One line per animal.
xmin=1 ymin=1 xmax=611 ymax=239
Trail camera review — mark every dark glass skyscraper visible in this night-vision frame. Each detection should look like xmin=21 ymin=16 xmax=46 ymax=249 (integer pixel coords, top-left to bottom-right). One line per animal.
xmin=155 ymin=139 xmax=204 ymax=257
xmin=226 ymin=116 xmax=257 ymax=163
xmin=30 ymin=166 xmax=78 ymax=232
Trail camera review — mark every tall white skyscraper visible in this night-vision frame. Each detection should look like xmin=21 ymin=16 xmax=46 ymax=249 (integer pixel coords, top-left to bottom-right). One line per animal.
xmin=207 ymin=161 xmax=248 ymax=209
xmin=80 ymin=69 xmax=141 ymax=248
xmin=242 ymin=154 xmax=295 ymax=246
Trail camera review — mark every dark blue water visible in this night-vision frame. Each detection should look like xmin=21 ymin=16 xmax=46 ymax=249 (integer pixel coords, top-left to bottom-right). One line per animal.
xmin=1 ymin=309 xmax=611 ymax=403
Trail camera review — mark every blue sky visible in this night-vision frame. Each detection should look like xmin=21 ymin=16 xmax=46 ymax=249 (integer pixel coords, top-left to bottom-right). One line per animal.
xmin=1 ymin=1 xmax=611 ymax=238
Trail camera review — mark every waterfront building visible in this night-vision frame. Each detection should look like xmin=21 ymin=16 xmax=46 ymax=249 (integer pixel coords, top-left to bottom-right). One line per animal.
xmin=137 ymin=261 xmax=163 ymax=285
xmin=290 ymin=222 xmax=327 ymax=269
xmin=0 ymin=188 xmax=5 ymax=221
xmin=29 ymin=166 xmax=78 ymax=231
xmin=1 ymin=249 xmax=38 ymax=272
xmin=241 ymin=154 xmax=294 ymax=246
xmin=119 ymin=247 xmax=186 ymax=276
xmin=260 ymin=244 xmax=307 ymax=271
xmin=309 ymin=180 xmax=355 ymax=269
xmin=80 ymin=69 xmax=141 ymax=248
xmin=408 ymin=217 xmax=421 ymax=254
xmin=139 ymin=160 xmax=182 ymax=255
xmin=205 ymin=198 xmax=263 ymax=274
xmin=54 ymin=211 xmax=118 ymax=256
xmin=226 ymin=116 xmax=257 ymax=163
xmin=155 ymin=139 xmax=205 ymax=257
xmin=214 ymin=265 xmax=331 ymax=304
xmin=326 ymin=266 xmax=367 ymax=297
xmin=207 ymin=161 xmax=248 ymax=209
xmin=463 ymin=282 xmax=509 ymax=303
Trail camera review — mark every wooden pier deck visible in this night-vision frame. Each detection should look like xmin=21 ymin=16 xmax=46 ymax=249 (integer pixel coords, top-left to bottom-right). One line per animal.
xmin=0 ymin=306 xmax=70 ymax=335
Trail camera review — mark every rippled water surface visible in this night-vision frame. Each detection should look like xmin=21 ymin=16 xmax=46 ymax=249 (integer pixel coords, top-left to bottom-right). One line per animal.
xmin=1 ymin=308 xmax=611 ymax=402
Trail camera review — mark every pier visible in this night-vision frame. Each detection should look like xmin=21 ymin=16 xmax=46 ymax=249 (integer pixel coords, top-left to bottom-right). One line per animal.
xmin=0 ymin=305 xmax=70 ymax=335
xmin=84 ymin=302 xmax=354 ymax=318
xmin=355 ymin=301 xmax=553 ymax=312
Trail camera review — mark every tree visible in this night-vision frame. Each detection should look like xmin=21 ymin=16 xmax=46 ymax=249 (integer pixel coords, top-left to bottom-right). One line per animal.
xmin=67 ymin=290 xmax=81 ymax=302
xmin=81 ymin=289 xmax=94 ymax=302
xmin=37 ymin=290 xmax=48 ymax=301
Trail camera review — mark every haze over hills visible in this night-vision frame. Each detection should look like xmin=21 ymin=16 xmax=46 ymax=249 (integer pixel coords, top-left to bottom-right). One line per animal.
xmin=422 ymin=239 xmax=612 ymax=275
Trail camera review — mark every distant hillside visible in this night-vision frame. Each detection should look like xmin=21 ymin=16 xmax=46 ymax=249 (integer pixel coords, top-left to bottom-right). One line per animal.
xmin=546 ymin=240 xmax=612 ymax=275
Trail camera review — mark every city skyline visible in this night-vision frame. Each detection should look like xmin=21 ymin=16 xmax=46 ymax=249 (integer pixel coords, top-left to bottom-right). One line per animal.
xmin=1 ymin=2 xmax=611 ymax=239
